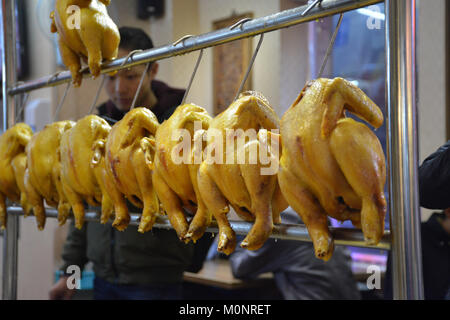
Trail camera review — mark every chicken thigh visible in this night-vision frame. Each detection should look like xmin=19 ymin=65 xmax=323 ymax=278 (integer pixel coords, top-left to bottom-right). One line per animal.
xmin=60 ymin=115 xmax=113 ymax=228
xmin=198 ymin=92 xmax=288 ymax=255
xmin=50 ymin=0 xmax=120 ymax=86
xmin=0 ymin=123 xmax=33 ymax=228
xmin=278 ymin=77 xmax=386 ymax=261
xmin=103 ymin=108 xmax=160 ymax=233
xmin=152 ymin=103 xmax=212 ymax=242
xmin=24 ymin=121 xmax=75 ymax=230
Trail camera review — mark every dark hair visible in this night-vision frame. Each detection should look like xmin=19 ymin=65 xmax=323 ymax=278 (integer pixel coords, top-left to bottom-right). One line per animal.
xmin=118 ymin=27 xmax=154 ymax=51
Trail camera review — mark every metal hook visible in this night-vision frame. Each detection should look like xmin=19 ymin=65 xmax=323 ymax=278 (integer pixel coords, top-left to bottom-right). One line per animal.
xmin=229 ymin=17 xmax=252 ymax=30
xmin=173 ymin=35 xmax=195 ymax=47
xmin=15 ymin=92 xmax=29 ymax=124
xmin=301 ymin=0 xmax=323 ymax=16
xmin=234 ymin=33 xmax=264 ymax=101
xmin=88 ymin=74 xmax=106 ymax=115
xmin=46 ymin=71 xmax=63 ymax=86
xmin=120 ymin=49 xmax=144 ymax=68
xmin=181 ymin=49 xmax=204 ymax=105
xmin=317 ymin=13 xmax=344 ymax=78
xmin=130 ymin=62 xmax=151 ymax=111
xmin=53 ymin=81 xmax=71 ymax=122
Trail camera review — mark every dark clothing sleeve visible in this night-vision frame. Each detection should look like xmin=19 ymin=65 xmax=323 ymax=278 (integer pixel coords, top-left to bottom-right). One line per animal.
xmin=230 ymin=239 xmax=284 ymax=279
xmin=60 ymin=221 xmax=89 ymax=274
xmin=419 ymin=140 xmax=450 ymax=209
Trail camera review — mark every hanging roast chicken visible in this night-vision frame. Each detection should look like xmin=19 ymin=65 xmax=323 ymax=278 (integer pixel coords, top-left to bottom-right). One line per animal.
xmin=278 ymin=77 xmax=386 ymax=261
xmin=24 ymin=121 xmax=75 ymax=230
xmin=0 ymin=123 xmax=34 ymax=229
xmin=151 ymin=103 xmax=212 ymax=242
xmin=101 ymin=107 xmax=160 ymax=233
xmin=59 ymin=115 xmax=113 ymax=229
xmin=198 ymin=92 xmax=288 ymax=255
xmin=50 ymin=0 xmax=120 ymax=86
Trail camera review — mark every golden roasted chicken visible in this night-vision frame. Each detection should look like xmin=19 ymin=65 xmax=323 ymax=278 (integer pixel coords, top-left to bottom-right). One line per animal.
xmin=152 ymin=104 xmax=212 ymax=242
xmin=198 ymin=92 xmax=288 ymax=255
xmin=50 ymin=0 xmax=120 ymax=86
xmin=102 ymin=108 xmax=160 ymax=232
xmin=60 ymin=115 xmax=113 ymax=229
xmin=278 ymin=77 xmax=386 ymax=261
xmin=24 ymin=121 xmax=75 ymax=230
xmin=0 ymin=123 xmax=33 ymax=228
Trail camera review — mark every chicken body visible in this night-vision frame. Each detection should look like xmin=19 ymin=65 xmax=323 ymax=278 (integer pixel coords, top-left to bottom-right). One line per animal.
xmin=152 ymin=104 xmax=212 ymax=242
xmin=278 ymin=77 xmax=386 ymax=261
xmin=60 ymin=115 xmax=113 ymax=228
xmin=198 ymin=92 xmax=288 ymax=255
xmin=103 ymin=108 xmax=160 ymax=232
xmin=50 ymin=0 xmax=120 ymax=86
xmin=0 ymin=123 xmax=33 ymax=228
xmin=24 ymin=121 xmax=75 ymax=230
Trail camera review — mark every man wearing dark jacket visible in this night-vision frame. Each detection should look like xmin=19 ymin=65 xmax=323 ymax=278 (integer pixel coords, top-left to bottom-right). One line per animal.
xmin=418 ymin=140 xmax=450 ymax=210
xmin=49 ymin=27 xmax=198 ymax=300
xmin=384 ymin=141 xmax=450 ymax=299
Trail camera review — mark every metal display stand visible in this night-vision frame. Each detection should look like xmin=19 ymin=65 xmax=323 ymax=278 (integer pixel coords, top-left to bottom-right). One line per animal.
xmin=1 ymin=0 xmax=423 ymax=300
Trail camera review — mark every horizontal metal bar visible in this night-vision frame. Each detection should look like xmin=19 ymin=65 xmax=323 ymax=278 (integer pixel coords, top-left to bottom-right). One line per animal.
xmin=9 ymin=0 xmax=382 ymax=96
xmin=6 ymin=206 xmax=391 ymax=250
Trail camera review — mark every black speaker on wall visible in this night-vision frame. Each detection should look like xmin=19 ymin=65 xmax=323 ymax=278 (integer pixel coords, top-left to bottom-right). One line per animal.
xmin=137 ymin=0 xmax=165 ymax=19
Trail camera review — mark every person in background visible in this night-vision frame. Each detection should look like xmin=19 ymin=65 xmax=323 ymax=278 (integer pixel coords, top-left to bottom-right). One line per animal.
xmin=49 ymin=27 xmax=211 ymax=300
xmin=418 ymin=140 xmax=450 ymax=210
xmin=384 ymin=208 xmax=450 ymax=300
xmin=384 ymin=142 xmax=450 ymax=300
xmin=229 ymin=207 xmax=362 ymax=300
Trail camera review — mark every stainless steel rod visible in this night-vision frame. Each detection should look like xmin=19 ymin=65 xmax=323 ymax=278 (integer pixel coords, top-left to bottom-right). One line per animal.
xmin=6 ymin=206 xmax=391 ymax=250
xmin=385 ymin=0 xmax=423 ymax=300
xmin=8 ymin=0 xmax=382 ymax=96
xmin=1 ymin=0 xmax=19 ymax=300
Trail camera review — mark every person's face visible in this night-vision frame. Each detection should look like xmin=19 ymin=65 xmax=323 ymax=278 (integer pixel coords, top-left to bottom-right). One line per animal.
xmin=105 ymin=48 xmax=158 ymax=112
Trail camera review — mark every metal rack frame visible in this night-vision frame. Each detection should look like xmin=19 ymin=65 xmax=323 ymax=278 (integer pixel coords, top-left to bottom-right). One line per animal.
xmin=1 ymin=0 xmax=423 ymax=300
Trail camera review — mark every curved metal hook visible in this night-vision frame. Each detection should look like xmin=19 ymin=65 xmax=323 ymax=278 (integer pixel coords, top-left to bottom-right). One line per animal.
xmin=234 ymin=33 xmax=264 ymax=101
xmin=173 ymin=34 xmax=195 ymax=47
xmin=182 ymin=49 xmax=204 ymax=105
xmin=229 ymin=18 xmax=252 ymax=30
xmin=120 ymin=49 xmax=144 ymax=67
xmin=88 ymin=74 xmax=106 ymax=115
xmin=301 ymin=0 xmax=323 ymax=16
xmin=130 ymin=62 xmax=151 ymax=111
xmin=317 ymin=13 xmax=344 ymax=78
xmin=53 ymin=81 xmax=71 ymax=122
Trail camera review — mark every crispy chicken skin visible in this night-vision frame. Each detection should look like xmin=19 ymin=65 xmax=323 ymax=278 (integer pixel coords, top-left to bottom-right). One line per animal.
xmin=198 ymin=92 xmax=288 ymax=255
xmin=24 ymin=121 xmax=75 ymax=230
xmin=103 ymin=108 xmax=160 ymax=233
xmin=50 ymin=0 xmax=120 ymax=86
xmin=152 ymin=104 xmax=212 ymax=242
xmin=0 ymin=123 xmax=33 ymax=228
xmin=278 ymin=77 xmax=386 ymax=261
xmin=60 ymin=115 xmax=113 ymax=229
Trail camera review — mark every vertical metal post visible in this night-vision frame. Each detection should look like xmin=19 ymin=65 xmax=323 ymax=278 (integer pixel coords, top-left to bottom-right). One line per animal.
xmin=1 ymin=0 xmax=19 ymax=300
xmin=385 ymin=0 xmax=424 ymax=300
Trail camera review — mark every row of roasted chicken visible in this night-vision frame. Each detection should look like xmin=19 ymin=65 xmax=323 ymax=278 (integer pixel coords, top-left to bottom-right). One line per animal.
xmin=0 ymin=77 xmax=387 ymax=261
